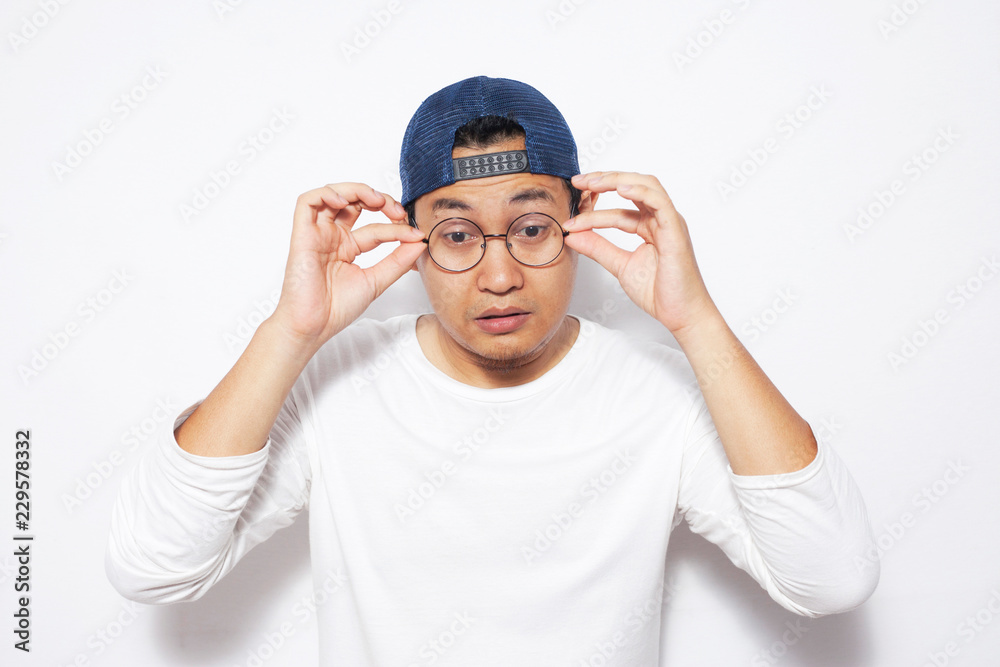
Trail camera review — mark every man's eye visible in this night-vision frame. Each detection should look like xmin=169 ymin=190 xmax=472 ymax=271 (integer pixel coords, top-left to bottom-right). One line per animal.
xmin=512 ymin=224 xmax=551 ymax=241
xmin=444 ymin=232 xmax=474 ymax=243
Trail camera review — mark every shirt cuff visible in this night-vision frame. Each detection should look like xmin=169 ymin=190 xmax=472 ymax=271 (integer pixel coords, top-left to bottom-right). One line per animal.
xmin=726 ymin=434 xmax=827 ymax=490
xmin=163 ymin=400 xmax=271 ymax=472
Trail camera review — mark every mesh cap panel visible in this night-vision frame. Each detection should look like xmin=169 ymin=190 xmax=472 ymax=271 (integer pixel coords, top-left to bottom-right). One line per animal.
xmin=399 ymin=76 xmax=580 ymax=207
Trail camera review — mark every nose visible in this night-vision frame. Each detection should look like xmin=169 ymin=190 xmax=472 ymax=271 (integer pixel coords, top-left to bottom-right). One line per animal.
xmin=476 ymin=234 xmax=523 ymax=294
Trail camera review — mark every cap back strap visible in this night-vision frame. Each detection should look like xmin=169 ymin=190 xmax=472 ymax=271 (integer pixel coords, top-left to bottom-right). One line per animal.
xmin=452 ymin=150 xmax=530 ymax=181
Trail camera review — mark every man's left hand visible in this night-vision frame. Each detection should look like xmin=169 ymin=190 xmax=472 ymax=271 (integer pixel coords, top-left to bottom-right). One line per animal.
xmin=564 ymin=171 xmax=720 ymax=337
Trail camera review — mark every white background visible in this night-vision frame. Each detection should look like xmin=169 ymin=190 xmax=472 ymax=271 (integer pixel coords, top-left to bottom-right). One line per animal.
xmin=2 ymin=1 xmax=999 ymax=665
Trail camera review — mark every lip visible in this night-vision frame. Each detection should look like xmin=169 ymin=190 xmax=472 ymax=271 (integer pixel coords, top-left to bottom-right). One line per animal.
xmin=475 ymin=308 xmax=531 ymax=334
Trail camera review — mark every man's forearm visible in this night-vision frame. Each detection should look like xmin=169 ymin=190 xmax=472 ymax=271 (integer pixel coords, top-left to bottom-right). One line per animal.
xmin=174 ymin=316 xmax=319 ymax=457
xmin=673 ymin=308 xmax=817 ymax=476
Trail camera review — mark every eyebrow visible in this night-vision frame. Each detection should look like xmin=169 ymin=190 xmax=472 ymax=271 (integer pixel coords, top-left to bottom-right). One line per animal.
xmin=429 ymin=187 xmax=556 ymax=215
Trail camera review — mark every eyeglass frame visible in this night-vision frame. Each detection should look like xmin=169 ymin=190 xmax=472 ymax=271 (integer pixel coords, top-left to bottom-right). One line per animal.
xmin=409 ymin=201 xmax=579 ymax=273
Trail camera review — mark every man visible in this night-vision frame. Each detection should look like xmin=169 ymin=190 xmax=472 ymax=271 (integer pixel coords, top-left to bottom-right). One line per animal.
xmin=107 ymin=76 xmax=879 ymax=665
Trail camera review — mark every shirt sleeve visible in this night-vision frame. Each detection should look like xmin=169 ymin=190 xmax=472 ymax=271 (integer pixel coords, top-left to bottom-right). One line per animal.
xmin=105 ymin=388 xmax=312 ymax=605
xmin=674 ymin=395 xmax=880 ymax=617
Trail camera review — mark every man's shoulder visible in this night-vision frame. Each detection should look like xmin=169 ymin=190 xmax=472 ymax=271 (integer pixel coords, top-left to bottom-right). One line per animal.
xmin=338 ymin=314 xmax=418 ymax=342
xmin=309 ymin=314 xmax=420 ymax=369
xmin=576 ymin=315 xmax=684 ymax=357
xmin=574 ymin=316 xmax=696 ymax=384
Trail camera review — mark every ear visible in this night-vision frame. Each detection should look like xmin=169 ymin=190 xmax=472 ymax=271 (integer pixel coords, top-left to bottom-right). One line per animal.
xmin=578 ymin=189 xmax=598 ymax=213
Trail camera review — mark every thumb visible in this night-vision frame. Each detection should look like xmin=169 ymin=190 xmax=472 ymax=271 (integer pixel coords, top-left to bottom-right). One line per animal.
xmin=564 ymin=231 xmax=630 ymax=280
xmin=364 ymin=242 xmax=427 ymax=298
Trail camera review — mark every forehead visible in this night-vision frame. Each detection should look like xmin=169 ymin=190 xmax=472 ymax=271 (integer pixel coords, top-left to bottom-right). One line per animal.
xmin=419 ymin=173 xmax=568 ymax=215
xmin=414 ymin=136 xmax=569 ymax=216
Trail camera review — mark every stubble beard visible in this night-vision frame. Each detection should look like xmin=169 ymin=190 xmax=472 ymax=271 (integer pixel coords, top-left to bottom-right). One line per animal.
xmin=459 ymin=316 xmax=570 ymax=376
xmin=467 ymin=340 xmax=538 ymax=375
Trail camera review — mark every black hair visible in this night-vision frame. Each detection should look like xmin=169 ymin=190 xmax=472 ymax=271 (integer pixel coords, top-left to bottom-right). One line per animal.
xmin=405 ymin=114 xmax=581 ymax=227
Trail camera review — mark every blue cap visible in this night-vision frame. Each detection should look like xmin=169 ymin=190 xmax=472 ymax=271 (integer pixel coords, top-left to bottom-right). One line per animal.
xmin=399 ymin=76 xmax=580 ymax=207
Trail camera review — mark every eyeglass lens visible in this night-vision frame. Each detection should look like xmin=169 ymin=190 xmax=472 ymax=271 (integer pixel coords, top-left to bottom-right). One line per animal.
xmin=426 ymin=213 xmax=565 ymax=272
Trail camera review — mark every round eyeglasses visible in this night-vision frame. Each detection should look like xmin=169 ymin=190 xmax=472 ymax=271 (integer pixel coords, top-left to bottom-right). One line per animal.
xmin=421 ymin=212 xmax=570 ymax=273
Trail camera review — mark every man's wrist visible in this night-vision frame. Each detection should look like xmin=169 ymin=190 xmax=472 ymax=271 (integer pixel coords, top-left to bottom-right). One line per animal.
xmin=258 ymin=316 xmax=325 ymax=369
xmin=669 ymin=303 xmax=729 ymax=353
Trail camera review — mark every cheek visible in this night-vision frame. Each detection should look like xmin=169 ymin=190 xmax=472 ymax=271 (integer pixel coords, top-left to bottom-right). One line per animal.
xmin=563 ymin=246 xmax=579 ymax=268
xmin=549 ymin=254 xmax=578 ymax=294
xmin=539 ymin=269 xmax=577 ymax=314
xmin=417 ymin=266 xmax=466 ymax=313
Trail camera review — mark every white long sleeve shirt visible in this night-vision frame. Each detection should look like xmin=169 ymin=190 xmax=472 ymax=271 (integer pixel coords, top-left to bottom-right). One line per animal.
xmin=106 ymin=315 xmax=879 ymax=666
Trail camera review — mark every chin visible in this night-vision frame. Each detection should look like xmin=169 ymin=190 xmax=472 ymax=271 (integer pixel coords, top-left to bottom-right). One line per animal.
xmin=471 ymin=345 xmax=537 ymax=374
xmin=461 ymin=328 xmax=552 ymax=374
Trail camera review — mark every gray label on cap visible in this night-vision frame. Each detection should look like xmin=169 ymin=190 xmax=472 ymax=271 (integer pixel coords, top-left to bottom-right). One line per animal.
xmin=452 ymin=150 xmax=530 ymax=180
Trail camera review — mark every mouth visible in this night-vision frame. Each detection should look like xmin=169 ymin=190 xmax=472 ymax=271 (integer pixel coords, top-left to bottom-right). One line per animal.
xmin=475 ymin=308 xmax=531 ymax=334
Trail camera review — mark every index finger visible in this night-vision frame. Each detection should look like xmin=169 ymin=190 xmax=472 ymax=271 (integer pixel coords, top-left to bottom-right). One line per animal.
xmin=293 ymin=183 xmax=403 ymax=230
xmin=375 ymin=190 xmax=407 ymax=222
xmin=329 ymin=184 xmax=406 ymax=223
xmin=292 ymin=186 xmax=350 ymax=229
xmin=572 ymin=172 xmax=675 ymax=215
xmin=563 ymin=208 xmax=641 ymax=234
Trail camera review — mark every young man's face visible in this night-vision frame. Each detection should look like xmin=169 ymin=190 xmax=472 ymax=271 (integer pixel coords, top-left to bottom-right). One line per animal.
xmin=411 ymin=137 xmax=585 ymax=379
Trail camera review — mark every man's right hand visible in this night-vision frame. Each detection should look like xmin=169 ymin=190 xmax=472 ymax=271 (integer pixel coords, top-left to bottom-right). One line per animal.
xmin=269 ymin=183 xmax=427 ymax=354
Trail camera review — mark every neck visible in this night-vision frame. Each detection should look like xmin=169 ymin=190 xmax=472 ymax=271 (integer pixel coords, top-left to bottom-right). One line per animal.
xmin=416 ymin=315 xmax=580 ymax=389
